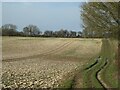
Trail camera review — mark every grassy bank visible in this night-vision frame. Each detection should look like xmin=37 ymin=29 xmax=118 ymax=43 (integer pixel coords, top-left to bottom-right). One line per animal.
xmin=82 ymin=39 xmax=118 ymax=88
xmin=99 ymin=39 xmax=118 ymax=88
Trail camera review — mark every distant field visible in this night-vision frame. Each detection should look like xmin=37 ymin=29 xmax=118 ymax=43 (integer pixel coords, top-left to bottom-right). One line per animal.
xmin=2 ymin=37 xmax=102 ymax=88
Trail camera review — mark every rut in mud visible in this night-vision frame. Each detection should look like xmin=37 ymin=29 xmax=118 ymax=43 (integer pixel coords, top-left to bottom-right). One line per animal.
xmin=71 ymin=39 xmax=111 ymax=89
xmin=70 ymin=56 xmax=108 ymax=89
xmin=95 ymin=58 xmax=108 ymax=90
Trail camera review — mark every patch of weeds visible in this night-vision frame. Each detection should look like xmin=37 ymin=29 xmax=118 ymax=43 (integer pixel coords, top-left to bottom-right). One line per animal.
xmin=59 ymin=78 xmax=74 ymax=90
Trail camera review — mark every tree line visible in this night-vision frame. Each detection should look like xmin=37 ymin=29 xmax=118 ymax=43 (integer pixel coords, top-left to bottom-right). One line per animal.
xmin=0 ymin=24 xmax=82 ymax=38
xmin=0 ymin=2 xmax=118 ymax=39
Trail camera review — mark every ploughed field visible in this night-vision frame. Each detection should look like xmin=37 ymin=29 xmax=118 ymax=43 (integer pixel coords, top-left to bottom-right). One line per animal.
xmin=2 ymin=37 xmax=102 ymax=88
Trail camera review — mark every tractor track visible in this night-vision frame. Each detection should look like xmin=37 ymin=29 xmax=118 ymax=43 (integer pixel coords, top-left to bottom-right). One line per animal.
xmin=71 ymin=39 xmax=111 ymax=89
xmin=84 ymin=58 xmax=99 ymax=70
xmin=96 ymin=58 xmax=108 ymax=90
xmin=83 ymin=57 xmax=104 ymax=88
xmin=3 ymin=41 xmax=73 ymax=62
xmin=81 ymin=39 xmax=110 ymax=89
xmin=70 ymin=57 xmax=100 ymax=89
xmin=78 ymin=58 xmax=108 ymax=90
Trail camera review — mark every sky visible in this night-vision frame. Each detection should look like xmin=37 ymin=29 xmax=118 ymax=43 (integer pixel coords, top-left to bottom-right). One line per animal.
xmin=2 ymin=2 xmax=84 ymax=32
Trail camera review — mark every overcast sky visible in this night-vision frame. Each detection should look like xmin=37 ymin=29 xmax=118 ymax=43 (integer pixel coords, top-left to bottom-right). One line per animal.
xmin=2 ymin=2 xmax=84 ymax=32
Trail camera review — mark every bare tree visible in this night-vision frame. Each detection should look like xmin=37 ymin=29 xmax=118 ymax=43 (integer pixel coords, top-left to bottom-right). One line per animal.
xmin=2 ymin=24 xmax=17 ymax=36
xmin=23 ymin=25 xmax=41 ymax=36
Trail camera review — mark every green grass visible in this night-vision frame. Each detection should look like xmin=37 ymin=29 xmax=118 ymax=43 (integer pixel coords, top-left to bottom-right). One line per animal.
xmin=83 ymin=57 xmax=106 ymax=88
xmin=59 ymin=78 xmax=74 ymax=90
xmin=82 ymin=39 xmax=118 ymax=88
xmin=81 ymin=55 xmax=99 ymax=88
xmin=99 ymin=39 xmax=118 ymax=88
xmin=100 ymin=60 xmax=118 ymax=87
